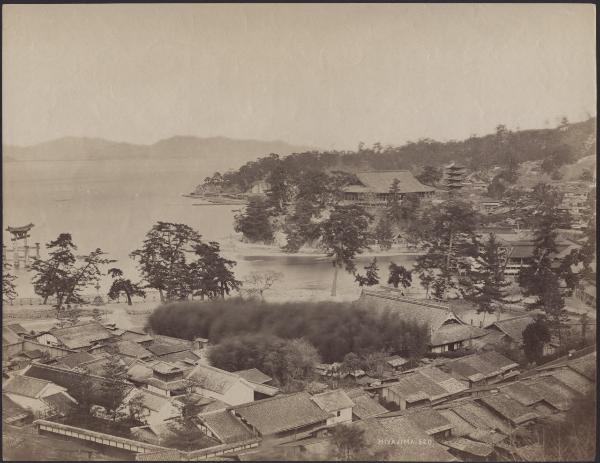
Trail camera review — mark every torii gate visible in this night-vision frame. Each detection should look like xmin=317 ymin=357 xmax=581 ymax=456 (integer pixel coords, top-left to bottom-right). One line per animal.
xmin=3 ymin=223 xmax=40 ymax=269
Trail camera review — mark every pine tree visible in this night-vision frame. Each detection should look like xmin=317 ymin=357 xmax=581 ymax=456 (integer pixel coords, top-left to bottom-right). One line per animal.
xmin=463 ymin=233 xmax=513 ymax=324
xmin=320 ymin=204 xmax=372 ymax=296
xmin=234 ymin=196 xmax=275 ymax=244
xmin=385 ymin=179 xmax=403 ymax=224
xmin=107 ymin=268 xmax=145 ymax=305
xmin=523 ymin=316 xmax=551 ymax=365
xmin=373 ymin=217 xmax=394 ymax=251
xmin=388 ymin=262 xmax=412 ymax=292
xmin=355 ymin=258 xmax=379 ymax=287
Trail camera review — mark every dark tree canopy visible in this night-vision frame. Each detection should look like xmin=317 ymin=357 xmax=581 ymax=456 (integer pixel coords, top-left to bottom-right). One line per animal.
xmin=233 ymin=196 xmax=275 ymax=244
xmin=147 ymin=299 xmax=429 ymax=363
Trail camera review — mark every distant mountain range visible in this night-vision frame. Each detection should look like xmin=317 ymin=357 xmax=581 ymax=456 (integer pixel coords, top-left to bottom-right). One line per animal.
xmin=2 ymin=136 xmax=314 ymax=166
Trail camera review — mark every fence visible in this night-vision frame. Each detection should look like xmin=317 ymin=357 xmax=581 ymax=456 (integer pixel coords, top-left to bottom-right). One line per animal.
xmin=34 ymin=419 xmax=170 ymax=454
xmin=4 ymin=290 xmax=162 ymax=307
xmin=135 ymin=438 xmax=262 ymax=461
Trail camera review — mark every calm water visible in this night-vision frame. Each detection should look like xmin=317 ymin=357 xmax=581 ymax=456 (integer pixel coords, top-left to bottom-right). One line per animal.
xmin=3 ymin=158 xmax=414 ymax=299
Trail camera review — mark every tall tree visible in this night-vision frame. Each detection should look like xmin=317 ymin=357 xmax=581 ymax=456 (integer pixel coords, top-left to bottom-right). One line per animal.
xmin=413 ymin=200 xmax=479 ymax=299
xmin=373 ymin=217 xmax=393 ymax=251
xmin=130 ymin=222 xmax=203 ymax=302
xmin=265 ymin=159 xmax=289 ymax=212
xmin=462 ymin=233 xmax=513 ymax=325
xmin=320 ymin=204 xmax=373 ymax=296
xmin=355 ymin=258 xmax=380 ymax=287
xmin=234 ymin=196 xmax=275 ymax=244
xmin=387 ymin=262 xmax=412 ymax=292
xmin=99 ymin=351 xmax=130 ymax=423
xmin=190 ymin=241 xmax=241 ymax=299
xmin=31 ymin=234 xmax=113 ymax=310
xmin=385 ymin=179 xmax=403 ymax=224
xmin=107 ymin=267 xmax=146 ymax=305
xmin=522 ymin=316 xmax=551 ymax=365
xmin=31 ymin=233 xmax=77 ymax=306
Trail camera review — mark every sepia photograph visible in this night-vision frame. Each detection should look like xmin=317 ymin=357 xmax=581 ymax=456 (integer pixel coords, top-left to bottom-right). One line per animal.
xmin=1 ymin=3 xmax=596 ymax=461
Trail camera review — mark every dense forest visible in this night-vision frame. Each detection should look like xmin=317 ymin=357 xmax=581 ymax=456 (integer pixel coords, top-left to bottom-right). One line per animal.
xmin=199 ymin=117 xmax=596 ymax=194
xmin=146 ymin=299 xmax=429 ymax=362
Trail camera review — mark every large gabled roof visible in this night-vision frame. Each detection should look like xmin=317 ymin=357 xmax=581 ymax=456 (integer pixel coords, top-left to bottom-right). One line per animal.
xmin=311 ymin=389 xmax=354 ymax=412
xmin=198 ymin=410 xmax=253 ymax=444
xmin=3 ymin=375 xmax=56 ymax=399
xmin=486 ymin=315 xmax=536 ymax=344
xmin=186 ymin=364 xmax=242 ymax=394
xmin=49 ymin=322 xmax=113 ymax=349
xmin=234 ymin=368 xmax=272 ymax=385
xmin=343 ymin=170 xmax=435 ymax=195
xmin=357 ymin=287 xmax=461 ymax=332
xmin=231 ymin=392 xmax=331 ymax=436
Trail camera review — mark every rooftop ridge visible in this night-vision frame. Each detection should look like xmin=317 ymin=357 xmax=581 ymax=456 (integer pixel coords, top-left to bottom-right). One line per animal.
xmin=24 ymin=362 xmax=133 ymax=386
xmin=362 ymin=289 xmax=451 ymax=312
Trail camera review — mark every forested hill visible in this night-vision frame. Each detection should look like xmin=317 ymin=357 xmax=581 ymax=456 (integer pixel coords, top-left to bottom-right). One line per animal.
xmin=205 ymin=117 xmax=596 ymax=193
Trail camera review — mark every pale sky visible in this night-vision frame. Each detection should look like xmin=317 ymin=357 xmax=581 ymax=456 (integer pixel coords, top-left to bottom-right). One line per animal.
xmin=2 ymin=3 xmax=596 ymax=150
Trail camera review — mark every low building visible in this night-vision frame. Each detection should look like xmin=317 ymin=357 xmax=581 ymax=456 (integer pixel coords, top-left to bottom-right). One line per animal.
xmin=443 ymin=351 xmax=520 ymax=387
xmin=384 ymin=355 xmax=409 ymax=373
xmin=35 ymin=322 xmax=114 ymax=351
xmin=230 ymin=392 xmax=331 ymax=439
xmin=310 ymin=389 xmax=354 ymax=425
xmin=3 ymin=374 xmax=77 ymax=419
xmin=342 ymin=170 xmax=435 ymax=206
xmin=574 ymin=278 xmax=596 ymax=307
xmin=354 ymin=416 xmax=457 ymax=461
xmin=380 ymin=366 xmax=468 ymax=410
xmin=358 ymin=287 xmax=488 ymax=353
xmin=197 ymin=410 xmax=254 ymax=444
xmin=234 ymin=368 xmax=273 ymax=386
xmin=121 ymin=388 xmax=181 ymax=426
xmin=403 ymin=408 xmax=454 ymax=439
xmin=144 ymin=362 xmax=189 ymax=397
xmin=2 ymin=393 xmax=31 ymax=426
xmin=186 ymin=364 xmax=278 ymax=406
xmin=346 ymin=388 xmax=387 ymax=420
xmin=483 ymin=314 xmax=557 ymax=356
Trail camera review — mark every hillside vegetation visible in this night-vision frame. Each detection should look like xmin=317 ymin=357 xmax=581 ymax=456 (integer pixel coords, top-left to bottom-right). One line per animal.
xmin=203 ymin=117 xmax=596 ymax=193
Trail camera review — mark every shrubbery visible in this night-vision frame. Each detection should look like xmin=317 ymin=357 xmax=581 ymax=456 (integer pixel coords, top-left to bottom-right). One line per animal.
xmin=146 ymin=298 xmax=429 ymax=362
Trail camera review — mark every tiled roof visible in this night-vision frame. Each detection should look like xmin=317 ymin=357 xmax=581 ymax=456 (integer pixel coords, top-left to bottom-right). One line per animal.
xmin=358 ymin=288 xmax=460 ymax=332
xmin=385 ymin=355 xmax=408 ymax=368
xmin=232 ymin=392 xmax=331 ymax=436
xmin=346 ymin=389 xmax=387 ymax=420
xmin=404 ymin=408 xmax=453 ymax=435
xmin=345 ymin=171 xmax=435 ymax=195
xmin=6 ymin=323 xmax=28 ymax=335
xmin=127 ymin=361 xmax=155 ymax=381
xmin=23 ymin=363 xmax=133 ymax=409
xmin=568 ymin=352 xmax=596 ymax=381
xmin=2 ymin=394 xmax=30 ymax=422
xmin=42 ymin=392 xmax=77 ymax=415
xmin=418 ymin=367 xmax=468 ymax=395
xmin=487 ymin=315 xmax=536 ymax=343
xmin=446 ymin=352 xmax=518 ymax=382
xmin=370 ymin=416 xmax=457 ymax=461
xmin=438 ymin=409 xmax=477 ymax=437
xmin=152 ymin=361 xmax=184 ymax=375
xmin=147 ymin=343 xmax=188 ymax=356
xmin=199 ymin=410 xmax=253 ymax=443
xmin=3 ymin=327 xmax=21 ymax=345
xmin=186 ymin=364 xmax=241 ymax=395
xmin=479 ymin=394 xmax=538 ymax=424
xmin=157 ymin=350 xmax=201 ymax=365
xmin=120 ymin=331 xmax=154 ymax=344
xmin=113 ymin=340 xmax=154 ymax=359
xmin=234 ymin=368 xmax=272 ymax=385
xmin=430 ymin=324 xmax=488 ymax=346
xmin=131 ymin=389 xmax=176 ymax=413
xmin=524 ymin=376 xmax=579 ymax=411
xmin=551 ymin=369 xmax=594 ymax=395
xmin=311 ymin=389 xmax=354 ymax=412
xmin=3 ymin=374 xmax=54 ymax=399
xmin=388 ymin=372 xmax=447 ymax=402
xmin=50 ymin=322 xmax=113 ymax=349
xmin=443 ymin=437 xmax=494 ymax=457
xmin=54 ymin=352 xmax=97 ymax=369
xmin=500 ymin=382 xmax=544 ymax=406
